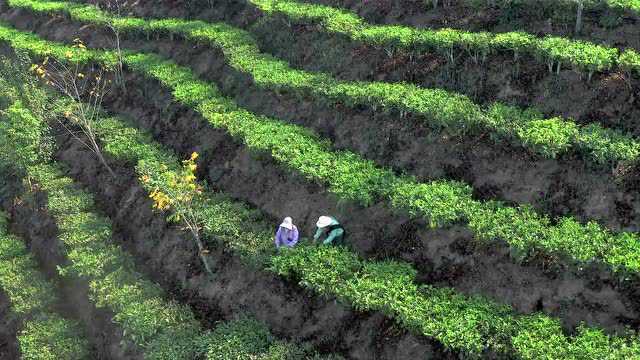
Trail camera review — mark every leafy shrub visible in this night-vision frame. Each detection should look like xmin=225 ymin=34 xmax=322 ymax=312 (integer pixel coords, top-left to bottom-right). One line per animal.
xmin=4 ymin=24 xmax=640 ymax=358
xmin=205 ymin=318 xmax=273 ymax=359
xmin=1 ymin=60 xmax=321 ymax=360
xmin=252 ymin=0 xmax=631 ymax=78
xmin=18 ymin=316 xmax=89 ymax=360
xmin=620 ymin=49 xmax=640 ymax=75
xmin=0 ymin=100 xmax=50 ymax=171
xmin=54 ymin=93 xmax=640 ymax=359
xmin=8 ymin=0 xmax=639 ymax=166
xmin=517 ymin=117 xmax=579 ymax=158
xmin=0 ymin=218 xmax=89 ymax=360
xmin=5 ymin=23 xmax=640 ymax=275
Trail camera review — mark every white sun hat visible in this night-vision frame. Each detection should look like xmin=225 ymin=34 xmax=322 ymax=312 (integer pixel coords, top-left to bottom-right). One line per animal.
xmin=316 ymin=216 xmax=333 ymax=228
xmin=280 ymin=217 xmax=293 ymax=230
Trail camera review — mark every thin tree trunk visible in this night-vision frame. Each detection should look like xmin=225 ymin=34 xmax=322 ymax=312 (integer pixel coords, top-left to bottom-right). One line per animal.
xmin=190 ymin=227 xmax=214 ymax=276
xmin=92 ymin=143 xmax=116 ymax=177
xmin=575 ymin=1 xmax=584 ymax=34
xmin=114 ymin=31 xmax=126 ymax=92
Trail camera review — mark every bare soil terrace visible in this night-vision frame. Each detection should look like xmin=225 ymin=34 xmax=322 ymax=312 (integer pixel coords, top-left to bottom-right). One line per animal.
xmin=1 ymin=0 xmax=640 ymax=356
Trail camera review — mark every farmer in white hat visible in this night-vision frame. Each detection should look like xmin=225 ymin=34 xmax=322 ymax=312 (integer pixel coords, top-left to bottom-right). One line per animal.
xmin=313 ymin=216 xmax=345 ymax=246
xmin=275 ymin=216 xmax=299 ymax=250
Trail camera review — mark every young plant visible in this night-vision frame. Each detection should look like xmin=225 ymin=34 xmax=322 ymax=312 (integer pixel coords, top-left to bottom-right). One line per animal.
xmin=32 ymin=38 xmax=116 ymax=177
xmin=100 ymin=0 xmax=132 ymax=89
xmin=141 ymin=152 xmax=214 ymax=276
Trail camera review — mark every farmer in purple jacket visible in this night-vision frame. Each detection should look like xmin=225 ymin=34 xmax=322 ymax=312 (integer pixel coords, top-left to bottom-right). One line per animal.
xmin=275 ymin=217 xmax=299 ymax=250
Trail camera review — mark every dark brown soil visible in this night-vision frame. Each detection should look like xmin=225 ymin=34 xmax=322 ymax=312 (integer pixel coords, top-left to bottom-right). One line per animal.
xmin=49 ymin=114 xmax=450 ymax=360
xmin=52 ymin=0 xmax=640 ymax=234
xmin=102 ymin=0 xmax=640 ymax=139
xmin=5 ymin=5 xmax=640 ymax=231
xmin=0 ymin=166 xmax=135 ymax=359
xmin=0 ymin=173 xmax=144 ymax=359
xmin=0 ymin=174 xmax=23 ymax=360
xmin=0 ymin=291 xmax=19 ymax=360
xmin=2 ymin=0 xmax=640 ymax=347
xmin=302 ymin=0 xmax=640 ymax=51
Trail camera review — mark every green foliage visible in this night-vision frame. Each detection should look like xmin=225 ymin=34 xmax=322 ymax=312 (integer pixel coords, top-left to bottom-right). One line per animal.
xmin=0 ymin=211 xmax=8 ymax=234
xmin=0 ymin=257 xmax=54 ymax=316
xmin=250 ymin=0 xmax=630 ymax=76
xmin=54 ymin=93 xmax=640 ymax=358
xmin=0 ymin=219 xmax=89 ymax=359
xmin=537 ymin=36 xmax=618 ymax=73
xmin=491 ymin=31 xmax=535 ymax=57
xmin=0 ymin=52 xmax=54 ymax=122
xmin=517 ymin=117 xmax=579 ymax=158
xmin=27 ymin=163 xmax=206 ymax=359
xmin=0 ymin=85 xmax=208 ymax=357
xmin=466 ymin=0 xmax=640 ymax=21
xmin=269 ymin=244 xmax=640 ymax=358
xmin=388 ymin=178 xmax=474 ymax=228
xmin=0 ymin=55 xmax=315 ymax=359
xmin=0 ymin=100 xmax=50 ymax=171
xmin=576 ymin=123 xmax=640 ymax=163
xmin=7 ymin=0 xmax=640 ymax=165
xmin=3 ymin=24 xmax=640 ymax=279
xmin=3 ymin=23 xmax=640 ymax=359
xmin=512 ymin=315 xmax=640 ymax=360
xmin=199 ymin=316 xmax=325 ymax=359
xmin=608 ymin=0 xmax=640 ymax=12
xmin=599 ymin=9 xmax=625 ymax=28
xmin=18 ymin=316 xmax=89 ymax=360
xmin=205 ymin=317 xmax=273 ymax=359
xmin=620 ymin=49 xmax=640 ymax=75
xmin=21 ymin=159 xmax=310 ymax=358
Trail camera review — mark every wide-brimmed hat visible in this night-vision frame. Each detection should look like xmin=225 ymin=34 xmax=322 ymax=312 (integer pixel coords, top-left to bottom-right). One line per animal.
xmin=316 ymin=216 xmax=332 ymax=228
xmin=280 ymin=217 xmax=293 ymax=230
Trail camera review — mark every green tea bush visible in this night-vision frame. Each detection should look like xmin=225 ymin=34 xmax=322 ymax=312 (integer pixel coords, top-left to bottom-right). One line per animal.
xmin=269 ymin=244 xmax=640 ymax=358
xmin=3 ymin=23 xmax=639 ymax=277
xmin=620 ymin=49 xmax=640 ymax=75
xmin=468 ymin=0 xmax=639 ymax=19
xmin=205 ymin=318 xmax=273 ymax=359
xmin=0 ymin=213 xmax=89 ymax=359
xmin=5 ymin=1 xmax=640 ymax=357
xmin=0 ymin=67 xmax=324 ymax=360
xmin=517 ymin=117 xmax=579 ymax=158
xmin=64 ymin=104 xmax=640 ymax=358
xmin=18 ymin=316 xmax=89 ymax=360
xmin=0 ymin=84 xmax=209 ymax=358
xmin=250 ymin=0 xmax=630 ymax=76
xmin=8 ymin=0 xmax=640 ymax=165
xmin=0 ymin=100 xmax=48 ymax=170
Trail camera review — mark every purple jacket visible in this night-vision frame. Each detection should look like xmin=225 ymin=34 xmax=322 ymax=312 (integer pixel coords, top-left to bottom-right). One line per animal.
xmin=275 ymin=225 xmax=299 ymax=248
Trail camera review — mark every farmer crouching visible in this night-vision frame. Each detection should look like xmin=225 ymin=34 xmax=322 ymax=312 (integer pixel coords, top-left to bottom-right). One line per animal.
xmin=275 ymin=216 xmax=299 ymax=250
xmin=313 ymin=215 xmax=345 ymax=246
